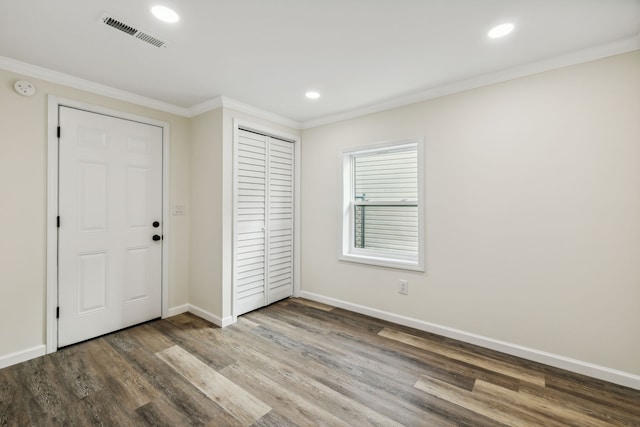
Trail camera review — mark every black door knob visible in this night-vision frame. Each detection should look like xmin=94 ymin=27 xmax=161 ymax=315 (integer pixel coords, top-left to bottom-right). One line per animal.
xmin=152 ymin=235 xmax=162 ymax=241
xmin=153 ymin=221 xmax=160 ymax=228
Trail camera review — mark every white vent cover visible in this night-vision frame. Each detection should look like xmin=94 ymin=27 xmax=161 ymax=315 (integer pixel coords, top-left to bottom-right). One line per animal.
xmin=99 ymin=14 xmax=167 ymax=48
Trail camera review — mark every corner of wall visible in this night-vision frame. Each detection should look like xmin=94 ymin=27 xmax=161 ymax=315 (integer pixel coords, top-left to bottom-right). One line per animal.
xmin=187 ymin=107 xmax=224 ymax=319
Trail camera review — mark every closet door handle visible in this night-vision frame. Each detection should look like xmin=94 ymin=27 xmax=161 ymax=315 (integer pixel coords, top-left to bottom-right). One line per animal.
xmin=152 ymin=235 xmax=162 ymax=241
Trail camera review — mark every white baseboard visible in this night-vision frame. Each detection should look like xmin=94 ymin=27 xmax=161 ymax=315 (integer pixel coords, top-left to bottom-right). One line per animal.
xmin=166 ymin=304 xmax=189 ymax=317
xmin=220 ymin=316 xmax=236 ymax=327
xmin=0 ymin=345 xmax=46 ymax=370
xmin=187 ymin=304 xmax=235 ymax=328
xmin=0 ymin=306 xmax=234 ymax=371
xmin=300 ymin=291 xmax=640 ymax=391
xmin=187 ymin=304 xmax=222 ymax=326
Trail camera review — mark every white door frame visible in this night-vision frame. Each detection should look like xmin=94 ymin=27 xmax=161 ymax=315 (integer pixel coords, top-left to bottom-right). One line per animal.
xmin=46 ymin=96 xmax=171 ymax=353
xmin=231 ymin=119 xmax=301 ymax=320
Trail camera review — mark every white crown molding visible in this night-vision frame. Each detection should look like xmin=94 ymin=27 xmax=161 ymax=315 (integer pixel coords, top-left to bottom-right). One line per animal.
xmin=0 ymin=56 xmax=300 ymax=127
xmin=187 ymin=96 xmax=301 ymax=130
xmin=0 ymin=56 xmax=192 ymax=117
xmin=3 ymin=34 xmax=638 ymax=130
xmin=300 ymin=35 xmax=640 ymax=129
xmin=187 ymin=97 xmax=224 ymax=117
xmin=219 ymin=96 xmax=301 ymax=130
xmin=300 ymin=291 xmax=640 ymax=391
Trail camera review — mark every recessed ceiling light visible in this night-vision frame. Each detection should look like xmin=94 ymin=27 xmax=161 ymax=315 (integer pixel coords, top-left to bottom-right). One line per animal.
xmin=488 ymin=23 xmax=515 ymax=39
xmin=151 ymin=5 xmax=180 ymax=23
xmin=305 ymin=91 xmax=321 ymax=99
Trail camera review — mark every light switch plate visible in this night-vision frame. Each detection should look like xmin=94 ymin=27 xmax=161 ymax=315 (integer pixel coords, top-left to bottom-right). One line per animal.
xmin=172 ymin=204 xmax=185 ymax=215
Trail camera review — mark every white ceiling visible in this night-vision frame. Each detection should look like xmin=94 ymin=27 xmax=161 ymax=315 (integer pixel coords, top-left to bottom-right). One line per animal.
xmin=1 ymin=0 xmax=639 ymax=126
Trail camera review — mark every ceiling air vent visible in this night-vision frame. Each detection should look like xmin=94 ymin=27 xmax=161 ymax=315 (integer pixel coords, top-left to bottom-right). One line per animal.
xmin=100 ymin=14 xmax=167 ymax=48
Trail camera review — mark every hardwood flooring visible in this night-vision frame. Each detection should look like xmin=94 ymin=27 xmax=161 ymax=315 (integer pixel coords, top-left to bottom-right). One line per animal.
xmin=1 ymin=298 xmax=639 ymax=426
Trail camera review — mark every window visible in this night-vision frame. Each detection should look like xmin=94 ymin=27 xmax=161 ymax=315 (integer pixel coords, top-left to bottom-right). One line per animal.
xmin=340 ymin=138 xmax=424 ymax=271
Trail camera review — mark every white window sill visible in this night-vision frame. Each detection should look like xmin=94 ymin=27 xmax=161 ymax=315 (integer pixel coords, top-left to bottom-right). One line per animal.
xmin=338 ymin=253 xmax=424 ymax=272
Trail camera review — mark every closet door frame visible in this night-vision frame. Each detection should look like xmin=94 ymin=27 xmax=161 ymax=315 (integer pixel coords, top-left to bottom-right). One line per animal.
xmin=232 ymin=119 xmax=300 ymax=318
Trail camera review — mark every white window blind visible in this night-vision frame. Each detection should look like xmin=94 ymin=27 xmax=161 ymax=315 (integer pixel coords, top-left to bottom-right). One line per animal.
xmin=341 ymin=139 xmax=424 ymax=271
xmin=354 ymin=148 xmax=418 ymax=255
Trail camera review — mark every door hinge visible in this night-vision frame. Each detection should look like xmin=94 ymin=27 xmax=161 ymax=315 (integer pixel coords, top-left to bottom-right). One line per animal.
xmin=57 ymin=216 xmax=60 ymax=228
xmin=57 ymin=126 xmax=61 ymax=138
xmin=56 ymin=307 xmax=60 ymax=319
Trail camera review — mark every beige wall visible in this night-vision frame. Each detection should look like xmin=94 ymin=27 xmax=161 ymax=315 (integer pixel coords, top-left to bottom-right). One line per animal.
xmin=2 ymin=49 xmax=638 ymax=381
xmin=300 ymin=51 xmax=640 ymax=375
xmin=0 ymin=69 xmax=190 ymax=357
xmin=189 ymin=108 xmax=224 ymax=317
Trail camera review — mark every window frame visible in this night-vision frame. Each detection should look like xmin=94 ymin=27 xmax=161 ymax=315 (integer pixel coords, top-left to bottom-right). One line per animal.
xmin=339 ymin=137 xmax=425 ymax=271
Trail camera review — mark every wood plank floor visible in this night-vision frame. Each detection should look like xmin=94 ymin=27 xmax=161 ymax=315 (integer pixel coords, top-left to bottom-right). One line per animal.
xmin=1 ymin=298 xmax=639 ymax=426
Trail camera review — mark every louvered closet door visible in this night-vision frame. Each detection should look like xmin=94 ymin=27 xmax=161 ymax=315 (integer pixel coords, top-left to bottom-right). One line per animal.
xmin=235 ymin=130 xmax=268 ymax=316
xmin=234 ymin=129 xmax=294 ymax=316
xmin=266 ymin=138 xmax=294 ymax=304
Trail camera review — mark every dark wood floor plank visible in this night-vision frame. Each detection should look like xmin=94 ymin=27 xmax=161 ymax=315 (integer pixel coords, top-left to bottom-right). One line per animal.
xmin=260 ymin=302 xmax=522 ymax=392
xmin=122 ymin=322 xmax=176 ymax=353
xmin=229 ymin=311 xmax=491 ymax=426
xmin=251 ymin=410 xmax=298 ymax=427
xmin=282 ymin=297 xmax=336 ymax=312
xmin=285 ymin=299 xmax=385 ymax=335
xmin=220 ymin=361 xmax=353 ymax=427
xmin=14 ymin=352 xmax=79 ymax=419
xmin=136 ymin=399 xmax=191 ymax=427
xmin=472 ymin=379 xmax=611 ymax=427
xmin=326 ymin=302 xmax=548 ymax=374
xmin=50 ymin=343 xmax=104 ymax=399
xmin=247 ymin=307 xmax=426 ymax=384
xmin=217 ymin=320 xmax=456 ymax=427
xmin=250 ymin=301 xmax=515 ymax=412
xmin=0 ymin=367 xmax=45 ymax=426
xmin=519 ymin=381 xmax=640 ymax=426
xmin=150 ymin=315 xmax=237 ymax=370
xmin=53 ymin=388 xmax=144 ymax=427
xmin=544 ymin=372 xmax=640 ymax=416
xmin=82 ymin=337 xmax=159 ymax=411
xmin=379 ymin=327 xmax=545 ymax=386
xmin=248 ymin=318 xmax=432 ymax=403
xmin=415 ymin=374 xmax=549 ymax=427
xmin=157 ymin=345 xmax=271 ymax=426
xmin=244 ymin=305 xmax=506 ymax=427
xmin=104 ymin=329 xmax=229 ymax=425
xmin=203 ymin=411 xmax=247 ymax=427
xmin=190 ymin=321 xmax=396 ymax=426
xmin=1 ymin=298 xmax=639 ymax=426
xmin=202 ymin=319 xmax=431 ymax=426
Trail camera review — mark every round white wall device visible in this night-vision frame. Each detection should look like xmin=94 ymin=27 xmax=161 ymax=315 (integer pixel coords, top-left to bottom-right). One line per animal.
xmin=14 ymin=80 xmax=36 ymax=96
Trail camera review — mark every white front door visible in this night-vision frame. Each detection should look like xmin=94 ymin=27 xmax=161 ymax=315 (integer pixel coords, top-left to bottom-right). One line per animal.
xmin=57 ymin=107 xmax=163 ymax=347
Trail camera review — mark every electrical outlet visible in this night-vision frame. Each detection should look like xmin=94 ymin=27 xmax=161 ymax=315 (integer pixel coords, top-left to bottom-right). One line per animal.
xmin=399 ymin=279 xmax=408 ymax=295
